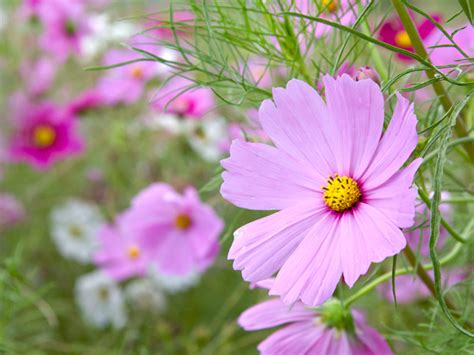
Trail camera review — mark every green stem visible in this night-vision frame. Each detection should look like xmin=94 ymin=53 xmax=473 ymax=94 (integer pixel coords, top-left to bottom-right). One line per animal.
xmin=391 ymin=0 xmax=474 ymax=161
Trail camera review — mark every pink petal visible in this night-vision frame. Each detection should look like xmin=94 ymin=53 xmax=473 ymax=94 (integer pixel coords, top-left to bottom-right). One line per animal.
xmin=341 ymin=203 xmax=406 ymax=287
xmin=360 ymin=93 xmax=419 ymax=190
xmin=238 ymin=299 xmax=314 ymax=331
xmin=258 ymin=321 xmax=323 ymax=355
xmin=258 ymin=79 xmax=338 ymax=177
xmin=323 ymin=74 xmax=384 ymax=178
xmin=229 ymin=201 xmax=327 ymax=282
xmin=270 ymin=213 xmax=342 ymax=306
xmin=364 ymin=158 xmax=422 ymax=228
xmin=354 ymin=316 xmax=393 ymax=354
xmin=221 ymin=139 xmax=322 ymax=210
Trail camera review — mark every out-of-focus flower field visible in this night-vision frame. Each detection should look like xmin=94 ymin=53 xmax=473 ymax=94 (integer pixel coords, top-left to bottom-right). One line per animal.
xmin=0 ymin=0 xmax=473 ymax=354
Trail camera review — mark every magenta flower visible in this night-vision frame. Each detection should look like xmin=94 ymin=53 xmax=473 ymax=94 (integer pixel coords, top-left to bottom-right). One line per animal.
xmin=124 ymin=183 xmax=223 ymax=276
xmin=221 ymin=75 xmax=422 ymax=306
xmin=150 ymin=76 xmax=215 ymax=119
xmin=8 ymin=96 xmax=84 ymax=170
xmin=239 ymin=281 xmax=392 ymax=354
xmin=95 ymin=49 xmax=158 ymax=105
xmin=67 ymin=88 xmax=107 ymax=116
xmin=38 ymin=0 xmax=90 ymax=62
xmin=94 ymin=213 xmax=148 ymax=281
xmin=426 ymin=24 xmax=474 ymax=74
xmin=378 ymin=12 xmax=441 ymax=62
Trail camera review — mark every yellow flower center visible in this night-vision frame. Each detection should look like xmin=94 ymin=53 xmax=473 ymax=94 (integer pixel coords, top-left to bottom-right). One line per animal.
xmin=33 ymin=124 xmax=56 ymax=148
xmin=321 ymin=0 xmax=338 ymax=13
xmin=130 ymin=65 xmax=144 ymax=79
xmin=68 ymin=224 xmax=83 ymax=238
xmin=323 ymin=174 xmax=361 ymax=212
xmin=175 ymin=213 xmax=192 ymax=230
xmin=395 ymin=30 xmax=412 ymax=48
xmin=127 ymin=245 xmax=140 ymax=259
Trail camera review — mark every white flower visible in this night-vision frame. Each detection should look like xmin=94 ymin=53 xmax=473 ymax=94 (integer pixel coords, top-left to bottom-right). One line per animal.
xmin=125 ymin=278 xmax=166 ymax=313
xmin=50 ymin=199 xmax=104 ymax=263
xmin=150 ymin=268 xmax=200 ymax=293
xmin=75 ymin=271 xmax=127 ymax=329
xmin=185 ymin=117 xmax=229 ymax=162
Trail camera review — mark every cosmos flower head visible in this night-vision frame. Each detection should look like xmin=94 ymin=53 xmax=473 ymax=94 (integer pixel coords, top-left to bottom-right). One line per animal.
xmin=221 ymin=75 xmax=422 ymax=307
xmin=124 ymin=183 xmax=223 ymax=277
xmin=8 ymin=94 xmax=84 ymax=170
xmin=50 ymin=199 xmax=104 ymax=263
xmin=67 ymin=88 xmax=107 ymax=116
xmin=239 ymin=280 xmax=393 ymax=354
xmin=94 ymin=212 xmax=149 ymax=281
xmin=75 ymin=271 xmax=127 ymax=329
xmin=95 ymin=49 xmax=159 ymax=106
xmin=378 ymin=11 xmax=441 ymax=62
xmin=150 ymin=76 xmax=215 ymax=119
xmin=37 ymin=0 xmax=91 ymax=62
xmin=426 ymin=23 xmax=474 ymax=75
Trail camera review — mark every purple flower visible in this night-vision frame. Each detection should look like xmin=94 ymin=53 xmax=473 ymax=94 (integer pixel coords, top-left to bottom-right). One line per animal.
xmin=8 ymin=95 xmax=84 ymax=170
xmin=95 ymin=49 xmax=158 ymax=105
xmin=150 ymin=76 xmax=215 ymax=119
xmin=221 ymin=75 xmax=422 ymax=306
xmin=94 ymin=213 xmax=148 ymax=281
xmin=124 ymin=183 xmax=223 ymax=276
xmin=239 ymin=281 xmax=392 ymax=354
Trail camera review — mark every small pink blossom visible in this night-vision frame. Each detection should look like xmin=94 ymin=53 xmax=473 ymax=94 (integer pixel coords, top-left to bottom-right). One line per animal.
xmin=21 ymin=57 xmax=57 ymax=97
xmin=150 ymin=76 xmax=215 ymax=119
xmin=239 ymin=281 xmax=392 ymax=354
xmin=124 ymin=183 xmax=223 ymax=276
xmin=94 ymin=213 xmax=148 ymax=281
xmin=221 ymin=75 xmax=422 ymax=306
xmin=379 ymin=12 xmax=441 ymax=62
xmin=0 ymin=193 xmax=26 ymax=228
xmin=67 ymin=88 xmax=107 ymax=115
xmin=8 ymin=95 xmax=84 ymax=170
xmin=95 ymin=49 xmax=158 ymax=105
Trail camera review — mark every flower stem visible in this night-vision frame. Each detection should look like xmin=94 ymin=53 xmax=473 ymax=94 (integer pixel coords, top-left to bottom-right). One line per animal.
xmin=391 ymin=0 xmax=474 ymax=161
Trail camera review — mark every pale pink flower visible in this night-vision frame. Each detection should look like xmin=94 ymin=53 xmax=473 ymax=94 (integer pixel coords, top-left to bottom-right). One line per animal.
xmin=239 ymin=281 xmax=392 ymax=354
xmin=150 ymin=76 xmax=215 ymax=119
xmin=21 ymin=57 xmax=57 ymax=97
xmin=95 ymin=49 xmax=158 ymax=105
xmin=221 ymin=75 xmax=422 ymax=306
xmin=124 ymin=183 xmax=223 ymax=276
xmin=0 ymin=193 xmax=25 ymax=228
xmin=8 ymin=94 xmax=84 ymax=170
xmin=38 ymin=0 xmax=91 ymax=62
xmin=94 ymin=213 xmax=148 ymax=281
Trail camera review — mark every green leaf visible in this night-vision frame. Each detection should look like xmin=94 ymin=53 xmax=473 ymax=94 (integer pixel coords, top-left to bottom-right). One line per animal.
xmin=458 ymin=0 xmax=474 ymax=25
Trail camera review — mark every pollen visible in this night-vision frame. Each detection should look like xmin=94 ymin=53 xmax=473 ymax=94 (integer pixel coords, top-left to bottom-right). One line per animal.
xmin=127 ymin=245 xmax=140 ymax=259
xmin=33 ymin=124 xmax=56 ymax=148
xmin=321 ymin=0 xmax=338 ymax=13
xmin=175 ymin=213 xmax=192 ymax=230
xmin=130 ymin=66 xmax=144 ymax=79
xmin=394 ymin=30 xmax=412 ymax=48
xmin=323 ymin=174 xmax=361 ymax=212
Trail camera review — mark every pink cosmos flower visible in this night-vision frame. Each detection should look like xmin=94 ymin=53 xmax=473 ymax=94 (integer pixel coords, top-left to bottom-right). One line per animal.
xmin=239 ymin=281 xmax=392 ymax=354
xmin=294 ymin=0 xmax=365 ymax=38
xmin=8 ymin=96 xmax=84 ymax=170
xmin=124 ymin=183 xmax=223 ymax=276
xmin=67 ymin=88 xmax=107 ymax=115
xmin=21 ymin=57 xmax=56 ymax=97
xmin=95 ymin=49 xmax=158 ymax=105
xmin=38 ymin=0 xmax=91 ymax=62
xmin=426 ymin=24 xmax=474 ymax=74
xmin=0 ymin=193 xmax=26 ymax=229
xmin=150 ymin=76 xmax=215 ymax=119
xmin=221 ymin=75 xmax=422 ymax=306
xmin=378 ymin=12 xmax=441 ymax=62
xmin=94 ymin=213 xmax=148 ymax=281
xmin=379 ymin=268 xmax=466 ymax=304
